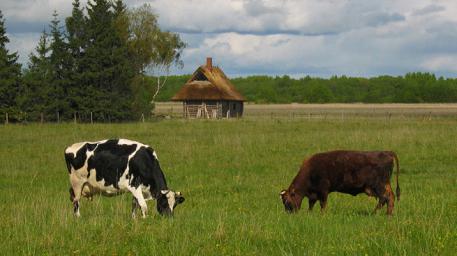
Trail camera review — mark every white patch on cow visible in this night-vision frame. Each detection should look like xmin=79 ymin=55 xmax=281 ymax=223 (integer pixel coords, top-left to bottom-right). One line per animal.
xmin=141 ymin=185 xmax=153 ymax=200
xmin=117 ymin=171 xmax=131 ymax=191
xmin=65 ymin=140 xmax=107 ymax=157
xmin=65 ymin=142 xmax=86 ymax=157
xmin=128 ymin=185 xmax=148 ymax=218
xmin=118 ymin=139 xmax=148 ymax=147
xmin=166 ymin=191 xmax=176 ymax=212
xmin=86 ymin=168 xmax=121 ymax=195
xmin=153 ymin=151 xmax=158 ymax=160
xmin=118 ymin=139 xmax=157 ymax=160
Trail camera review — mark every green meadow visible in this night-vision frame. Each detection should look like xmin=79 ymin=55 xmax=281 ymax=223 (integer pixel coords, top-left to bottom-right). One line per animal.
xmin=1 ymin=117 xmax=456 ymax=255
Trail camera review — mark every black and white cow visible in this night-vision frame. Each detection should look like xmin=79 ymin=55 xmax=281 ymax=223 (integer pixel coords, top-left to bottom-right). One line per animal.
xmin=64 ymin=139 xmax=184 ymax=218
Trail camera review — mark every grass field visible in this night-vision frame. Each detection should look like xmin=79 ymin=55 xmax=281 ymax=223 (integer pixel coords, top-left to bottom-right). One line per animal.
xmin=1 ymin=114 xmax=457 ymax=255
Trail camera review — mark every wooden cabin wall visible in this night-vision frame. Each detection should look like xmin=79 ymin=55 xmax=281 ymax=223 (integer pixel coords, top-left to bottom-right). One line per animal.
xmin=182 ymin=100 xmax=243 ymax=118
xmin=183 ymin=100 xmax=223 ymax=118
xmin=221 ymin=101 xmax=243 ymax=118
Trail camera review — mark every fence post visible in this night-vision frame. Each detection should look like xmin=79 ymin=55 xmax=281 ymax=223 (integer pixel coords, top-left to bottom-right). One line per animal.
xmin=74 ymin=112 xmax=77 ymax=124
xmin=57 ymin=111 xmax=60 ymax=123
xmin=90 ymin=112 xmax=93 ymax=124
xmin=141 ymin=113 xmax=145 ymax=123
xmin=40 ymin=113 xmax=44 ymax=123
xmin=5 ymin=112 xmax=8 ymax=124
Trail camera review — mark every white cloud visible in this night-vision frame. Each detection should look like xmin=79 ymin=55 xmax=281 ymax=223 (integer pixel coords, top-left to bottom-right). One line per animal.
xmin=6 ymin=32 xmax=41 ymax=66
xmin=2 ymin=0 xmax=457 ymax=77
xmin=2 ymin=0 xmax=87 ymax=23
xmin=421 ymin=55 xmax=457 ymax=72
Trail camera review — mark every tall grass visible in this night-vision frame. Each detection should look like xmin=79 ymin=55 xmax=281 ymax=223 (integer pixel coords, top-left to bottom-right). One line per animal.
xmin=0 ymin=118 xmax=456 ymax=255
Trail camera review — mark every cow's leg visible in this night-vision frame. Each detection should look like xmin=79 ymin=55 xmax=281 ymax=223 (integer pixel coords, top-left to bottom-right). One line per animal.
xmin=69 ymin=175 xmax=85 ymax=217
xmin=372 ymin=184 xmax=387 ymax=213
xmin=385 ymin=183 xmax=395 ymax=215
xmin=318 ymin=192 xmax=329 ymax=212
xmin=131 ymin=197 xmax=139 ymax=218
xmin=308 ymin=198 xmax=317 ymax=211
xmin=373 ymin=199 xmax=385 ymax=213
xmin=128 ymin=186 xmax=148 ymax=218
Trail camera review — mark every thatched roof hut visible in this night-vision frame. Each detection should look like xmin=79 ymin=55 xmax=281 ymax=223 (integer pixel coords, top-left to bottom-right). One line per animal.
xmin=172 ymin=57 xmax=245 ymax=118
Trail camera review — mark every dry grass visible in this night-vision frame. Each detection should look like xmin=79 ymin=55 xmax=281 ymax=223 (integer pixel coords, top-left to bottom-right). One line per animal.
xmin=155 ymin=102 xmax=457 ymax=119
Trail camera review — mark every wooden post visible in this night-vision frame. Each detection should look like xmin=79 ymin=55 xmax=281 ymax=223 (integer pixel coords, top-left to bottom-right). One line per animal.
xmin=5 ymin=112 xmax=8 ymax=124
xmin=141 ymin=113 xmax=145 ymax=122
xmin=90 ymin=112 xmax=93 ymax=124
xmin=74 ymin=112 xmax=77 ymax=124
xmin=40 ymin=113 xmax=44 ymax=123
xmin=57 ymin=111 xmax=60 ymax=123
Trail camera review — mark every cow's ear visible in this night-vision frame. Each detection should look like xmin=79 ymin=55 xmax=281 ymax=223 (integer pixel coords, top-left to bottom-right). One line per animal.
xmin=161 ymin=190 xmax=169 ymax=195
xmin=290 ymin=188 xmax=296 ymax=196
xmin=280 ymin=190 xmax=286 ymax=199
xmin=177 ymin=195 xmax=185 ymax=204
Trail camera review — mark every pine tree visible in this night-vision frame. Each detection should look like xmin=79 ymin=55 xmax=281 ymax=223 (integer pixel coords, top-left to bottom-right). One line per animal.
xmin=112 ymin=0 xmax=135 ymax=120
xmin=0 ymin=10 xmax=22 ymax=122
xmin=83 ymin=0 xmax=134 ymax=121
xmin=66 ymin=0 xmax=87 ymax=116
xmin=48 ymin=11 xmax=71 ymax=121
xmin=22 ymin=29 xmax=52 ymax=120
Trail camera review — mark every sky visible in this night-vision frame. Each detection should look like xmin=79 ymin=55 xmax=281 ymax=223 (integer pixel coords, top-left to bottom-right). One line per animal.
xmin=2 ymin=0 xmax=457 ymax=78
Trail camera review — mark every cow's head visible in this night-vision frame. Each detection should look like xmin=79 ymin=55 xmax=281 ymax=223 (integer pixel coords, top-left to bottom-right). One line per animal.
xmin=157 ymin=190 xmax=185 ymax=216
xmin=280 ymin=188 xmax=302 ymax=213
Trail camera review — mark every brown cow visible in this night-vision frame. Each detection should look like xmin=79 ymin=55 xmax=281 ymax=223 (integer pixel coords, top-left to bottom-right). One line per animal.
xmin=280 ymin=150 xmax=400 ymax=215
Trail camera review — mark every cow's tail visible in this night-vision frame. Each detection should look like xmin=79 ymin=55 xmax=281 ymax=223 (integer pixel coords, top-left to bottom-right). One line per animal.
xmin=391 ymin=151 xmax=400 ymax=201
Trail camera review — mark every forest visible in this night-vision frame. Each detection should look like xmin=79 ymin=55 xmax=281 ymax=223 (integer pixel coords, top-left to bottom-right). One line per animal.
xmin=157 ymin=72 xmax=457 ymax=104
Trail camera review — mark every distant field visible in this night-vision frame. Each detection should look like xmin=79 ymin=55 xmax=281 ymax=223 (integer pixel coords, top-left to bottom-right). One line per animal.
xmin=155 ymin=102 xmax=457 ymax=119
xmin=1 ymin=116 xmax=456 ymax=255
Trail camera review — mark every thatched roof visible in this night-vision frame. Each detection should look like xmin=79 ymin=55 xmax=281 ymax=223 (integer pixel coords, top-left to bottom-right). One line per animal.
xmin=171 ymin=64 xmax=245 ymax=101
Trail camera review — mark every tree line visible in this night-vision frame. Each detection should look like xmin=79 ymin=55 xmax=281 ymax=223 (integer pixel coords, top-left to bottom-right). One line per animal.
xmin=156 ymin=73 xmax=457 ymax=104
xmin=0 ymin=0 xmax=184 ymax=122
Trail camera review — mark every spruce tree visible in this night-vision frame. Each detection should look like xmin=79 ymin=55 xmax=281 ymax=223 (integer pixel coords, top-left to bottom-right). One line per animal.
xmin=22 ymin=29 xmax=51 ymax=120
xmin=66 ymin=0 xmax=87 ymax=116
xmin=48 ymin=11 xmax=71 ymax=121
xmin=0 ymin=10 xmax=22 ymax=122
xmin=112 ymin=0 xmax=135 ymax=120
xmin=83 ymin=0 xmax=133 ymax=121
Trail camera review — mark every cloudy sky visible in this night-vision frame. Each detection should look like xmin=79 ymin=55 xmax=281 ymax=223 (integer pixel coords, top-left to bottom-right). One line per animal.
xmin=2 ymin=0 xmax=457 ymax=77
